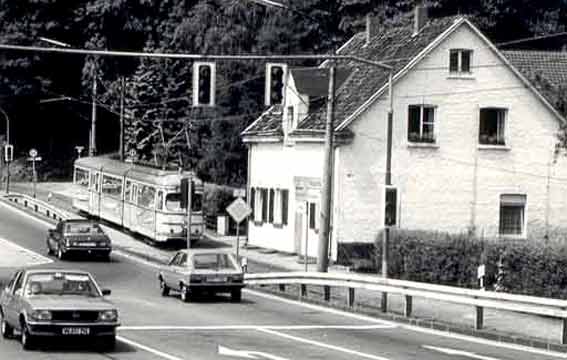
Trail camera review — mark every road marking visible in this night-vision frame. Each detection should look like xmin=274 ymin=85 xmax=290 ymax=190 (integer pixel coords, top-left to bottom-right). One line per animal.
xmin=0 ymin=236 xmax=53 ymax=267
xmin=219 ymin=345 xmax=290 ymax=360
xmin=117 ymin=335 xmax=185 ymax=360
xmin=3 ymin=199 xmax=567 ymax=359
xmin=119 ymin=324 xmax=396 ymax=331
xmin=258 ymin=328 xmax=393 ymax=360
xmin=423 ymin=345 xmax=502 ymax=360
xmin=245 ymin=289 xmax=567 ymax=359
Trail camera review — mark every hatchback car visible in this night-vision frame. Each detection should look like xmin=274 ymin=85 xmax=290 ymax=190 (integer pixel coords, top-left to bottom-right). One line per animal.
xmin=158 ymin=249 xmax=245 ymax=302
xmin=46 ymin=219 xmax=112 ymax=260
xmin=0 ymin=268 xmax=119 ymax=350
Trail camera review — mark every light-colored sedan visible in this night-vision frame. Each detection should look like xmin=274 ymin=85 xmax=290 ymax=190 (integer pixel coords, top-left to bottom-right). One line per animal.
xmin=158 ymin=249 xmax=245 ymax=302
xmin=0 ymin=268 xmax=119 ymax=350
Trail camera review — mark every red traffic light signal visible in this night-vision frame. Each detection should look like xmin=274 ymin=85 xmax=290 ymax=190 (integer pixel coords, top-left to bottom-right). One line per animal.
xmin=265 ymin=63 xmax=287 ymax=106
xmin=192 ymin=62 xmax=216 ymax=106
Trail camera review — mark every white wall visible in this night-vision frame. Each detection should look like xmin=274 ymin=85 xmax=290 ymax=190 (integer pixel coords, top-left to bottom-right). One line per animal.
xmin=336 ymin=22 xmax=567 ymax=244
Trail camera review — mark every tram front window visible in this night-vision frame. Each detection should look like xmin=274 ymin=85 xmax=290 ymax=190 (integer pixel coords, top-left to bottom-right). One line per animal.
xmin=165 ymin=193 xmax=202 ymax=212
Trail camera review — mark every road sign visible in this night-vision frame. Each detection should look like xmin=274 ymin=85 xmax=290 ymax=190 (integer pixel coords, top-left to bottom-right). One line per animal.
xmin=27 ymin=157 xmax=42 ymax=161
xmin=226 ymin=197 xmax=252 ymax=224
xmin=233 ymin=188 xmax=246 ymax=198
xmin=29 ymin=148 xmax=38 ymax=158
xmin=4 ymin=144 xmax=13 ymax=162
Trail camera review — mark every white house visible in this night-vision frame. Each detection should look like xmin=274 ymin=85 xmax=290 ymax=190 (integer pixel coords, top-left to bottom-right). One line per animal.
xmin=241 ymin=7 xmax=567 ymax=261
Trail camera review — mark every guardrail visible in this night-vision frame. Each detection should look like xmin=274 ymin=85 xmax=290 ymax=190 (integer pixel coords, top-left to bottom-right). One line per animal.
xmin=245 ymin=271 xmax=567 ymax=344
xmin=3 ymin=192 xmax=78 ymax=223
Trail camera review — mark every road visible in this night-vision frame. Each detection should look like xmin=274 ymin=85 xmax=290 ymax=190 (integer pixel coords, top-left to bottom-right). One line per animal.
xmin=0 ymin=201 xmax=565 ymax=360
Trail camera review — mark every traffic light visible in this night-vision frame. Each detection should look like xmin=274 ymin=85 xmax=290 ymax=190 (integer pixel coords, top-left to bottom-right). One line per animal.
xmin=192 ymin=62 xmax=216 ymax=106
xmin=265 ymin=63 xmax=287 ymax=106
xmin=180 ymin=177 xmax=195 ymax=209
xmin=4 ymin=144 xmax=13 ymax=163
xmin=384 ymin=187 xmax=398 ymax=227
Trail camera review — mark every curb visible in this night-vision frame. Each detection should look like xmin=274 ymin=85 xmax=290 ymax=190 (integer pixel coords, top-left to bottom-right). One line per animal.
xmin=2 ymin=193 xmax=566 ymax=353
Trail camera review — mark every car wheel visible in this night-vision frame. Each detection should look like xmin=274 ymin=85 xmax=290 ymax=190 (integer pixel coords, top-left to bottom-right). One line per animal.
xmin=20 ymin=320 xmax=35 ymax=350
xmin=99 ymin=335 xmax=116 ymax=352
xmin=159 ymin=278 xmax=169 ymax=297
xmin=231 ymin=289 xmax=242 ymax=302
xmin=180 ymin=284 xmax=190 ymax=303
xmin=57 ymin=246 xmax=65 ymax=260
xmin=1 ymin=317 xmax=14 ymax=339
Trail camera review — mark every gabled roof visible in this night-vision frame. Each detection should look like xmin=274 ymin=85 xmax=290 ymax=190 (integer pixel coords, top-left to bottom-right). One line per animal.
xmin=502 ymin=50 xmax=567 ymax=118
xmin=240 ymin=105 xmax=284 ymax=138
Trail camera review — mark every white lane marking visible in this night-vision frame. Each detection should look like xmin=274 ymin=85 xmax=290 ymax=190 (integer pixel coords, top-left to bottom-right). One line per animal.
xmin=219 ymin=345 xmax=290 ymax=360
xmin=258 ymin=328 xmax=393 ymax=360
xmin=3 ymin=200 xmax=565 ymax=359
xmin=119 ymin=324 xmax=396 ymax=331
xmin=0 ymin=236 xmax=53 ymax=267
xmin=423 ymin=345 xmax=502 ymax=360
xmin=117 ymin=335 xmax=186 ymax=360
xmin=246 ymin=289 xmax=567 ymax=359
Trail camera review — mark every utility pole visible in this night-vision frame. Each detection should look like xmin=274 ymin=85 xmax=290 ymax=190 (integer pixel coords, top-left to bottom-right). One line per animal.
xmin=382 ymin=71 xmax=394 ymax=278
xmin=119 ymin=77 xmax=125 ymax=161
xmin=317 ymin=64 xmax=336 ymax=273
xmin=89 ymin=69 xmax=97 ymax=157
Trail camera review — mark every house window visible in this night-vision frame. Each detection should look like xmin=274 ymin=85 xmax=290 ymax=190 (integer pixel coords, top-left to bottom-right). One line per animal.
xmin=408 ymin=105 xmax=436 ymax=143
xmin=499 ymin=194 xmax=526 ymax=236
xmin=479 ymin=108 xmax=507 ymax=145
xmin=281 ymin=190 xmax=289 ymax=225
xmin=449 ymin=49 xmax=472 ymax=73
xmin=253 ymin=188 xmax=262 ymax=223
xmin=308 ymin=202 xmax=319 ymax=231
xmin=273 ymin=189 xmax=282 ymax=225
xmin=268 ymin=189 xmax=275 ymax=223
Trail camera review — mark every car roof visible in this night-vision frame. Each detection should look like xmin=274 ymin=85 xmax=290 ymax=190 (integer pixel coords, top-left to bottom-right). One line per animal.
xmin=23 ymin=269 xmax=91 ymax=276
xmin=62 ymin=219 xmax=99 ymax=224
xmin=178 ymin=249 xmax=234 ymax=256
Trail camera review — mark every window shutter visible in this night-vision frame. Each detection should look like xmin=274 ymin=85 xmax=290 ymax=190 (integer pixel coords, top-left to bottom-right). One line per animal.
xmin=250 ymin=188 xmax=255 ymax=218
xmin=268 ymin=189 xmax=274 ymax=223
xmin=261 ymin=188 xmax=268 ymax=223
xmin=281 ymin=190 xmax=289 ymax=225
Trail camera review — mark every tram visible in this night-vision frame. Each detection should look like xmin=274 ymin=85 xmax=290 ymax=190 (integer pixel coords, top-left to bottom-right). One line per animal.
xmin=72 ymin=156 xmax=204 ymax=243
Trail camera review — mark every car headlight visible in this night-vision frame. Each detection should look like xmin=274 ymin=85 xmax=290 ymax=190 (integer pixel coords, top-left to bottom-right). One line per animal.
xmin=65 ymin=239 xmax=71 ymax=247
xmin=30 ymin=310 xmax=52 ymax=321
xmin=99 ymin=310 xmax=118 ymax=322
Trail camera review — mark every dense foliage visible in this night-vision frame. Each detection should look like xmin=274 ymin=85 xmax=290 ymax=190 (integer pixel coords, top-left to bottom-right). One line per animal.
xmin=1 ymin=0 xmax=567 ymax=184
xmin=337 ymin=230 xmax=567 ymax=299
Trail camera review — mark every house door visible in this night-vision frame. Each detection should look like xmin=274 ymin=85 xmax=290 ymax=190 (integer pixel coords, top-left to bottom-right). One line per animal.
xmin=301 ymin=201 xmax=319 ymax=259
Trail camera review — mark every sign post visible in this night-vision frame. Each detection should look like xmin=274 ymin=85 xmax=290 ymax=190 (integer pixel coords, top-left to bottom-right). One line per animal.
xmin=3 ymin=143 xmax=13 ymax=194
xmin=27 ymin=148 xmax=42 ymax=198
xmin=226 ymin=196 xmax=251 ymax=261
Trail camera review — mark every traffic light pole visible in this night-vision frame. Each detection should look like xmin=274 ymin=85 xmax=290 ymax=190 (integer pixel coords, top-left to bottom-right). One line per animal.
xmin=317 ymin=64 xmax=336 ymax=273
xmin=186 ymin=175 xmax=193 ymax=253
xmin=0 ymin=107 xmax=10 ymax=194
xmin=90 ymin=71 xmax=97 ymax=157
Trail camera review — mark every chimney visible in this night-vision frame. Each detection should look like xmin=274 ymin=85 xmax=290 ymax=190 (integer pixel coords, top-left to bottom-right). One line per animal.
xmin=365 ymin=14 xmax=379 ymax=46
xmin=413 ymin=5 xmax=428 ymax=36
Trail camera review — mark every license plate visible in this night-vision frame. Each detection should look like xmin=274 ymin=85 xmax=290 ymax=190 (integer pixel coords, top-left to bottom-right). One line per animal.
xmin=79 ymin=242 xmax=96 ymax=247
xmin=62 ymin=327 xmax=90 ymax=335
xmin=208 ymin=276 xmax=227 ymax=283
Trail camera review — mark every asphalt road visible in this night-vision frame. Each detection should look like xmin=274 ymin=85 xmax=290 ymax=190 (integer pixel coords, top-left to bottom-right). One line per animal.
xmin=0 ymin=201 xmax=566 ymax=360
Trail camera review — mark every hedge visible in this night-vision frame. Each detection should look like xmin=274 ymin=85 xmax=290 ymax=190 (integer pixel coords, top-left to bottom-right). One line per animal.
xmin=337 ymin=229 xmax=567 ymax=299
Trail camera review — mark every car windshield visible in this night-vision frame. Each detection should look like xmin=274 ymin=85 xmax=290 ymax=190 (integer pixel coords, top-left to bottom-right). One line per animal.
xmin=192 ymin=253 xmax=238 ymax=270
xmin=25 ymin=273 xmax=101 ymax=297
xmin=64 ymin=222 xmax=104 ymax=234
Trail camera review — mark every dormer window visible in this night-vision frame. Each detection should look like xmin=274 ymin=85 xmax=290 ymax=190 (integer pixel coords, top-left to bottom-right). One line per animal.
xmin=449 ymin=49 xmax=472 ymax=73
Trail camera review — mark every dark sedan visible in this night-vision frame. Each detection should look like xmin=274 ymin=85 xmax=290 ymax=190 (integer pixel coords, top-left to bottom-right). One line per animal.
xmin=47 ymin=219 xmax=112 ymax=260
xmin=0 ymin=269 xmax=119 ymax=350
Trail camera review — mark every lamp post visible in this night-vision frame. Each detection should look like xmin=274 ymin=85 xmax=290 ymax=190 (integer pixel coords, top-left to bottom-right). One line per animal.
xmin=0 ymin=107 xmax=11 ymax=193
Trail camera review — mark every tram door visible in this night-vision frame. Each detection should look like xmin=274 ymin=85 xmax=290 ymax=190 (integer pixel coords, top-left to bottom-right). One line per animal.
xmin=89 ymin=172 xmax=101 ymax=217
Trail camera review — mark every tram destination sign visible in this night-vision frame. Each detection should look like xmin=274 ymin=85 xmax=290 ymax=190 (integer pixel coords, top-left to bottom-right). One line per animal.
xmin=226 ymin=197 xmax=251 ymax=224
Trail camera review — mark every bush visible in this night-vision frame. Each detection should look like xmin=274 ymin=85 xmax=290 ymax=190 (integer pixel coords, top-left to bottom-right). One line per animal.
xmin=203 ymin=183 xmax=236 ymax=216
xmin=338 ymin=229 xmax=567 ymax=299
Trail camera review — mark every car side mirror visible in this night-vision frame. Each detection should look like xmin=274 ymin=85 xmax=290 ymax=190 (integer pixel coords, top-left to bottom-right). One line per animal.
xmin=101 ymin=289 xmax=111 ymax=296
xmin=14 ymin=289 xmax=22 ymax=297
xmin=48 ymin=228 xmax=56 ymax=235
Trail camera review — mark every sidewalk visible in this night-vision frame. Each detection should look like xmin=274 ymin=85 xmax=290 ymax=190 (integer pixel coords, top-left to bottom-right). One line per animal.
xmin=4 ymin=181 xmax=567 ymax=351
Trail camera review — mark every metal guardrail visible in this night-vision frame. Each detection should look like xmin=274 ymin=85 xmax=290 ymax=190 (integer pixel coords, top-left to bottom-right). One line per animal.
xmin=245 ymin=271 xmax=567 ymax=344
xmin=3 ymin=192 xmax=79 ymax=223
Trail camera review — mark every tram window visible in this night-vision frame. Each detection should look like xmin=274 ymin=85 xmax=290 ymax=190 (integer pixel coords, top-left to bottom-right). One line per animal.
xmin=157 ymin=191 xmax=164 ymax=211
xmin=165 ymin=193 xmax=182 ymax=212
xmin=74 ymin=168 xmax=89 ymax=188
xmin=125 ymin=181 xmax=131 ymax=201
xmin=102 ymin=175 xmax=122 ymax=198
xmin=132 ymin=184 xmax=138 ymax=202
xmin=94 ymin=173 xmax=100 ymax=192
xmin=138 ymin=185 xmax=156 ymax=209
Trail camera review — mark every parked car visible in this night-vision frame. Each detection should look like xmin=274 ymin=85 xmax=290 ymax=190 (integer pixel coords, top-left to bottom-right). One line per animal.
xmin=46 ymin=219 xmax=112 ymax=260
xmin=0 ymin=268 xmax=119 ymax=350
xmin=158 ymin=249 xmax=245 ymax=302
